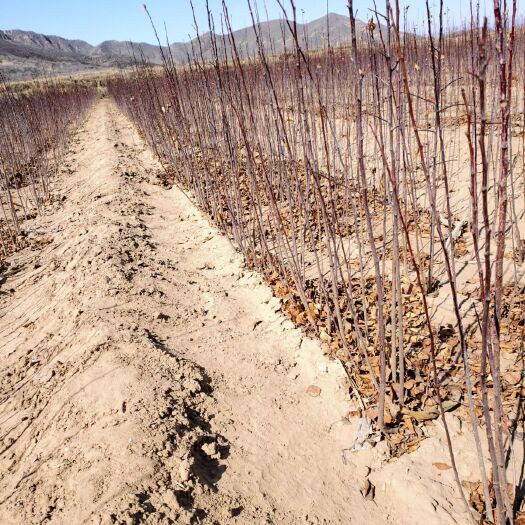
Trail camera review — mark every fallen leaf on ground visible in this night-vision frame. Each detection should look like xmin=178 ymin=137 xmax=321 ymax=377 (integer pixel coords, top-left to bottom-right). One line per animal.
xmin=306 ymin=385 xmax=321 ymax=397
xmin=432 ymin=462 xmax=452 ymax=471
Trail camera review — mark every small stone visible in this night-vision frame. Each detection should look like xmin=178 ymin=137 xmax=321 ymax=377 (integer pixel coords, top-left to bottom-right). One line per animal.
xmin=201 ymin=442 xmax=219 ymax=459
xmin=179 ymin=459 xmax=191 ymax=482
xmin=41 ymin=369 xmax=55 ymax=383
xmin=163 ymin=489 xmax=181 ymax=510
xmin=179 ymin=509 xmax=194 ymax=525
xmin=360 ymin=478 xmax=375 ymax=500
xmin=182 ymin=378 xmax=201 ymax=394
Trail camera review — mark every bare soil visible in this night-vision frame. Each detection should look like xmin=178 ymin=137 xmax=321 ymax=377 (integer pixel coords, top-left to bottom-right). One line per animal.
xmin=0 ymin=100 xmax=478 ymax=524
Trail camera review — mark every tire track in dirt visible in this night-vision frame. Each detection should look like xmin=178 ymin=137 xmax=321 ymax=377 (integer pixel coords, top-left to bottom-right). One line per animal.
xmin=0 ymin=99 xmax=472 ymax=525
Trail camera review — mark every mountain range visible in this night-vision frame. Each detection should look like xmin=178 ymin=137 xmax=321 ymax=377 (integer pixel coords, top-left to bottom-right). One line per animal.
xmin=0 ymin=13 xmax=372 ymax=80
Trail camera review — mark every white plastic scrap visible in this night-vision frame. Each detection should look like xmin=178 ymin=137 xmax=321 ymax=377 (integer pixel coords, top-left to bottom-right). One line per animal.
xmin=349 ymin=417 xmax=381 ymax=452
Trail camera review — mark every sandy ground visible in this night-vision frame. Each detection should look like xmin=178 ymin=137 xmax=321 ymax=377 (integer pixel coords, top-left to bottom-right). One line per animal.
xmin=0 ymin=99 xmax=479 ymax=524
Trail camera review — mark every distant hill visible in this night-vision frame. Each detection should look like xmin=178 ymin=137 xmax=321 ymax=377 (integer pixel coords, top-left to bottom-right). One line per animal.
xmin=0 ymin=14 xmax=374 ymax=80
xmin=0 ymin=29 xmax=151 ymax=79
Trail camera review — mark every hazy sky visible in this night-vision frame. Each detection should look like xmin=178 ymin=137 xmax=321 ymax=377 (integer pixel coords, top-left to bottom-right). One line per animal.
xmin=1 ymin=0 xmax=514 ymax=46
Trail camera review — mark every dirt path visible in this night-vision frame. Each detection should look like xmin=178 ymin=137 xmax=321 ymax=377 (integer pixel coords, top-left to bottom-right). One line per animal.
xmin=0 ymin=100 xmax=473 ymax=524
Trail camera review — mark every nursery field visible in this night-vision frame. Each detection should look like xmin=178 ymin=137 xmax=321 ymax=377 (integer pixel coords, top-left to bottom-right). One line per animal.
xmin=0 ymin=1 xmax=523 ymax=524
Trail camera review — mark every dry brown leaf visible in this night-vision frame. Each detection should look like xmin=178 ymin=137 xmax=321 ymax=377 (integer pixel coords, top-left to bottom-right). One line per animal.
xmin=401 ymin=407 xmax=439 ymax=422
xmin=432 ymin=462 xmax=452 ymax=471
xmin=515 ymin=512 xmax=525 ymax=525
xmin=306 ymin=385 xmax=321 ymax=397
xmin=389 ymin=432 xmax=404 ymax=445
xmin=504 ymin=371 xmax=522 ymax=385
xmin=365 ymin=406 xmax=378 ymax=421
xmin=403 ymin=417 xmax=415 ymax=435
xmin=404 ymin=379 xmax=416 ymax=390
xmin=295 ymin=311 xmax=308 ymax=325
xmin=274 ymin=282 xmax=289 ymax=297
xmin=407 ymin=437 xmax=424 ymax=453
xmin=319 ymin=330 xmax=331 ymax=343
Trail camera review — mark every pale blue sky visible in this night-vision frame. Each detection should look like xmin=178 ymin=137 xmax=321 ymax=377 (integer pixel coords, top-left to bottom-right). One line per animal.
xmin=1 ymin=0 xmax=514 ymax=46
